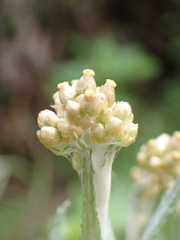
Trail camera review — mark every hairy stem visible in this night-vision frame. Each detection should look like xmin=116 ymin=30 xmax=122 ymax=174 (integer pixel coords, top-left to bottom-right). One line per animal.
xmin=79 ymin=147 xmax=102 ymax=240
xmin=79 ymin=143 xmax=119 ymax=240
xmin=92 ymin=145 xmax=119 ymax=240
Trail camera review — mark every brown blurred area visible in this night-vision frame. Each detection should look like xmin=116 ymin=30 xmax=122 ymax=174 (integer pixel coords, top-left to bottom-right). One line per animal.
xmin=0 ymin=0 xmax=179 ymax=239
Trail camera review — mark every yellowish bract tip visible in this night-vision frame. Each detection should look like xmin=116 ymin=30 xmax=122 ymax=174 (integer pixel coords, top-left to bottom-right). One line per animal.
xmin=57 ymin=82 xmax=69 ymax=89
xmin=83 ymin=69 xmax=95 ymax=77
xmin=106 ymin=79 xmax=117 ymax=88
xmin=85 ymin=90 xmax=96 ymax=98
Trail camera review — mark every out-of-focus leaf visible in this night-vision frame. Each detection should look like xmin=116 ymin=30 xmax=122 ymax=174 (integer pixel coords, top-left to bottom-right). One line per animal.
xmin=46 ymin=32 xmax=163 ymax=96
xmin=140 ymin=177 xmax=180 ymax=240
xmin=48 ymin=200 xmax=71 ymax=240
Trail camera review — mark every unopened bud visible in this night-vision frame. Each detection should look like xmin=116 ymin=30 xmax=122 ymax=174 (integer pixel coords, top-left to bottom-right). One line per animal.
xmin=99 ymin=79 xmax=116 ymax=107
xmin=46 ymin=114 xmax=59 ymax=128
xmin=76 ymin=90 xmax=104 ymax=117
xmin=123 ymin=123 xmax=138 ymax=146
xmin=91 ymin=123 xmax=110 ymax=144
xmin=51 ymin=104 xmax=65 ymax=119
xmin=72 ymin=151 xmax=83 ymax=172
xmin=137 ymin=152 xmax=147 ymax=165
xmin=105 ymin=117 xmax=124 ymax=141
xmin=71 ymin=125 xmax=84 ymax=138
xmin=96 ymin=108 xmax=113 ymax=124
xmin=76 ymin=69 xmax=96 ymax=95
xmin=57 ymin=118 xmax=75 ymax=142
xmin=65 ymin=100 xmax=82 ymax=123
xmin=37 ymin=126 xmax=61 ymax=147
xmin=66 ymin=100 xmax=93 ymax=128
xmin=37 ymin=109 xmax=57 ymax=128
xmin=155 ymin=134 xmax=170 ymax=153
xmin=149 ymin=156 xmax=162 ymax=169
xmin=112 ymin=101 xmax=134 ymax=123
xmin=57 ymin=82 xmax=75 ymax=103
xmin=132 ymin=131 xmax=180 ymax=196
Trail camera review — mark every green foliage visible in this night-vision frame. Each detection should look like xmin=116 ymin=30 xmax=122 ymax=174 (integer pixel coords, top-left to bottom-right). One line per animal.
xmin=46 ymin=33 xmax=163 ymax=96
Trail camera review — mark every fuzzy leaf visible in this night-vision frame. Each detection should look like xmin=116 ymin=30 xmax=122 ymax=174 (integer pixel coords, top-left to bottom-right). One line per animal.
xmin=48 ymin=200 xmax=71 ymax=240
xmin=140 ymin=177 xmax=180 ymax=240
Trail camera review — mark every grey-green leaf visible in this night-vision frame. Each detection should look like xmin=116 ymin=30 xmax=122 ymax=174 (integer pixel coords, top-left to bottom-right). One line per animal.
xmin=48 ymin=200 xmax=71 ymax=240
xmin=140 ymin=177 xmax=180 ymax=240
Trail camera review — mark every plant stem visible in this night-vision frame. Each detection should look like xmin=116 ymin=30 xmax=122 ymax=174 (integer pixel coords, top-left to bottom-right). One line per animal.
xmin=79 ymin=144 xmax=119 ymax=240
xmin=79 ymin=147 xmax=102 ymax=240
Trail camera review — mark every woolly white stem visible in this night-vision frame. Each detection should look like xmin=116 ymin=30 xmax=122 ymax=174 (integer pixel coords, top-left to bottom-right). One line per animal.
xmin=92 ymin=145 xmax=119 ymax=240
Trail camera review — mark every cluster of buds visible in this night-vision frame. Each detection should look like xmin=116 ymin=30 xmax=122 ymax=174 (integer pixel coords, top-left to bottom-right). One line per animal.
xmin=37 ymin=69 xmax=138 ymax=165
xmin=131 ymin=132 xmax=180 ymax=197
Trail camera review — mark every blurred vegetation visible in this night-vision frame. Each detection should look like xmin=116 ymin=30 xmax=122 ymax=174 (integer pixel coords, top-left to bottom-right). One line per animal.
xmin=0 ymin=0 xmax=180 ymax=239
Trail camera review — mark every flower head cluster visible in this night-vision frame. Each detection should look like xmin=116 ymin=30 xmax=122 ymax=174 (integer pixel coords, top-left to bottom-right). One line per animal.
xmin=37 ymin=69 xmax=138 ymax=161
xmin=131 ymin=132 xmax=180 ymax=197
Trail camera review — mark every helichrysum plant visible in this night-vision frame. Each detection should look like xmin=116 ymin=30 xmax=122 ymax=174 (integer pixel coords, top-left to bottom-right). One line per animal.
xmin=37 ymin=69 xmax=138 ymax=240
xmin=127 ymin=131 xmax=180 ymax=240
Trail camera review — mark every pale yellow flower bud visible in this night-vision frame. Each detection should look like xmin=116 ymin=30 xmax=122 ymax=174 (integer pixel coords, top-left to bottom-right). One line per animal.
xmin=96 ymin=108 xmax=113 ymax=124
xmin=57 ymin=118 xmax=75 ymax=142
xmin=123 ymin=123 xmax=138 ymax=146
xmin=91 ymin=123 xmax=110 ymax=144
xmin=37 ymin=126 xmax=61 ymax=147
xmin=65 ymin=100 xmax=82 ymax=123
xmin=65 ymin=100 xmax=93 ymax=128
xmin=149 ymin=156 xmax=162 ymax=169
xmin=71 ymin=125 xmax=84 ymax=138
xmin=145 ymin=134 xmax=170 ymax=156
xmin=72 ymin=151 xmax=83 ymax=172
xmin=46 ymin=114 xmax=59 ymax=128
xmin=37 ymin=109 xmax=57 ymax=128
xmin=57 ymin=82 xmax=75 ymax=103
xmin=99 ymin=79 xmax=116 ymax=107
xmin=76 ymin=90 xmax=104 ymax=117
xmin=112 ymin=101 xmax=134 ymax=123
xmin=137 ymin=152 xmax=147 ymax=165
xmin=76 ymin=69 xmax=96 ymax=95
xmin=132 ymin=131 xmax=180 ymax=197
xmin=105 ymin=117 xmax=124 ymax=141
xmin=96 ymin=92 xmax=108 ymax=109
xmin=155 ymin=133 xmax=170 ymax=153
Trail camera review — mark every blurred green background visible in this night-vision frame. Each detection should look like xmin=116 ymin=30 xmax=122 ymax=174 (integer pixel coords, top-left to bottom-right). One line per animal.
xmin=0 ymin=0 xmax=180 ymax=239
